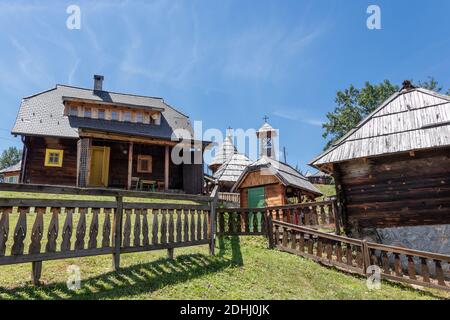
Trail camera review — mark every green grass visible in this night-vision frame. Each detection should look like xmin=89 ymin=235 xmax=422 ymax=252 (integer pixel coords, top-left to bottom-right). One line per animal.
xmin=315 ymin=184 xmax=336 ymax=200
xmin=0 ymin=191 xmax=198 ymax=204
xmin=0 ymin=237 xmax=447 ymax=300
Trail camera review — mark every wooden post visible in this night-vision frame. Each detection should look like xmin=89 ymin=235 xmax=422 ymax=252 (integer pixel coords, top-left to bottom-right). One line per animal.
xmin=164 ymin=145 xmax=169 ymax=190
xmin=127 ymin=142 xmax=133 ymax=190
xmin=167 ymin=248 xmax=174 ymax=259
xmin=31 ymin=261 xmax=42 ymax=285
xmin=112 ymin=196 xmax=124 ymax=271
xmin=362 ymin=240 xmax=371 ymax=275
xmin=332 ymin=200 xmax=341 ymax=235
xmin=209 ymin=185 xmax=219 ymax=255
xmin=266 ymin=209 xmax=275 ymax=249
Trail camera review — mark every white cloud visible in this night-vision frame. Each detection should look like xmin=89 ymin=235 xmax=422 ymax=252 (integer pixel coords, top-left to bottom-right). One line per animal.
xmin=272 ymin=109 xmax=324 ymax=127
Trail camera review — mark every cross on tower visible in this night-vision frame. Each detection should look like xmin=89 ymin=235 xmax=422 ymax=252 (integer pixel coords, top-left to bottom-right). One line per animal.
xmin=263 ymin=115 xmax=269 ymax=123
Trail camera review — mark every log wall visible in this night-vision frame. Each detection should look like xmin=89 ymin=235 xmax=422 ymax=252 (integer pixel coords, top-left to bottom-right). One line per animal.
xmin=335 ymin=148 xmax=450 ymax=230
xmin=22 ymin=136 xmax=78 ymax=186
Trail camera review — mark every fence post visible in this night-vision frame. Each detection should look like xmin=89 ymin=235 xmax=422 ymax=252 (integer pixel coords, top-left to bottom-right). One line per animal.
xmin=266 ymin=209 xmax=275 ymax=249
xmin=209 ymin=185 xmax=219 ymax=256
xmin=332 ymin=200 xmax=341 ymax=235
xmin=112 ymin=195 xmax=124 ymax=271
xmin=31 ymin=261 xmax=42 ymax=285
xmin=362 ymin=240 xmax=371 ymax=275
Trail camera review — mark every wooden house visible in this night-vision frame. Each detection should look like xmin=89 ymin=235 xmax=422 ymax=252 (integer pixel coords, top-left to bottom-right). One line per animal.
xmin=310 ymin=81 xmax=450 ymax=241
xmin=0 ymin=161 xmax=21 ymax=183
xmin=12 ymin=75 xmax=206 ymax=194
xmin=213 ymin=151 xmax=252 ymax=192
xmin=305 ymin=170 xmax=334 ymax=185
xmin=208 ymin=134 xmax=236 ymax=173
xmin=233 ymin=156 xmax=322 ymax=207
xmin=232 ymin=121 xmax=322 ymax=207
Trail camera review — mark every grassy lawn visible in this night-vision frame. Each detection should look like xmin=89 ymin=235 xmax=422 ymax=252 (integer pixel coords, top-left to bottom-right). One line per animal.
xmin=314 ymin=184 xmax=336 ymax=200
xmin=0 ymin=236 xmax=447 ymax=300
xmin=0 ymin=191 xmax=199 ymax=205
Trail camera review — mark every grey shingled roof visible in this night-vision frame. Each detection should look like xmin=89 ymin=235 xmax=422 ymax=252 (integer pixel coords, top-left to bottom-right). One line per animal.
xmin=12 ymin=85 xmax=193 ymax=140
xmin=0 ymin=161 xmax=21 ymax=174
xmin=233 ymin=156 xmax=322 ymax=196
xmin=310 ymin=87 xmax=450 ymax=167
xmin=209 ymin=136 xmax=236 ymax=168
xmin=213 ymin=152 xmax=253 ymax=183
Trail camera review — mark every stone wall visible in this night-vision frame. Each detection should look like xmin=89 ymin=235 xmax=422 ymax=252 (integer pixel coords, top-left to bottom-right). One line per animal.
xmin=373 ymin=224 xmax=450 ymax=255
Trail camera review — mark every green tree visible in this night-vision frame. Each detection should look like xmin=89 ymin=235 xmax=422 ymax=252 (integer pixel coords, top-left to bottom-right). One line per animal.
xmin=322 ymin=78 xmax=449 ymax=150
xmin=0 ymin=147 xmax=22 ymax=170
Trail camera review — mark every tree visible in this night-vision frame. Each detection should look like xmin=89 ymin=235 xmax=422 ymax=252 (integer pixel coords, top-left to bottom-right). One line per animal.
xmin=322 ymin=78 xmax=449 ymax=150
xmin=0 ymin=147 xmax=22 ymax=170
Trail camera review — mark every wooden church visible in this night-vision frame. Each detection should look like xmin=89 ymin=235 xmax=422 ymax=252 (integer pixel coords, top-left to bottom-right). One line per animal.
xmin=231 ymin=120 xmax=322 ymax=208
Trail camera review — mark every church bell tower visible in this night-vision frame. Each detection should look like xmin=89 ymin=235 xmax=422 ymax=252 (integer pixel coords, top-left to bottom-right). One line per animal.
xmin=257 ymin=116 xmax=278 ymax=160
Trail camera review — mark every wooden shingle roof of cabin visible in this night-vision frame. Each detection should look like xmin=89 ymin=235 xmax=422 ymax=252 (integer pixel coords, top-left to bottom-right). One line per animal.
xmin=233 ymin=156 xmax=322 ymax=196
xmin=310 ymin=85 xmax=450 ymax=169
xmin=12 ymin=85 xmax=193 ymax=141
xmin=209 ymin=136 xmax=236 ymax=168
xmin=213 ymin=152 xmax=253 ymax=183
xmin=0 ymin=161 xmax=21 ymax=174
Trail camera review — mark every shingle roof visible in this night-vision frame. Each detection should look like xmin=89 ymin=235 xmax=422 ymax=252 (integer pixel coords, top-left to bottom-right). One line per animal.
xmin=0 ymin=161 xmax=21 ymax=174
xmin=213 ymin=152 xmax=253 ymax=183
xmin=310 ymin=87 xmax=450 ymax=167
xmin=12 ymin=85 xmax=193 ymax=140
xmin=233 ymin=156 xmax=322 ymax=196
xmin=209 ymin=136 xmax=236 ymax=168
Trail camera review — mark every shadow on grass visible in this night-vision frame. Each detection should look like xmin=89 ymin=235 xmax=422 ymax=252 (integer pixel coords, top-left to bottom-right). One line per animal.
xmin=0 ymin=237 xmax=244 ymax=300
xmin=218 ymin=235 xmax=243 ymax=266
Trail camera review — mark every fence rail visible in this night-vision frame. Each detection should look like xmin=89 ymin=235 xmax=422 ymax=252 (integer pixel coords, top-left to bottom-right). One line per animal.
xmin=218 ymin=192 xmax=240 ymax=204
xmin=217 ymin=200 xmax=341 ymax=236
xmin=268 ymin=200 xmax=341 ymax=232
xmin=0 ymin=183 xmax=216 ymax=284
xmin=271 ymin=220 xmax=450 ymax=292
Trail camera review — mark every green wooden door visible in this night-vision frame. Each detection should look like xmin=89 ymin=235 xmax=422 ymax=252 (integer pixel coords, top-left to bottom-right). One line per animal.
xmin=247 ymin=187 xmax=265 ymax=232
xmin=248 ymin=187 xmax=265 ymax=208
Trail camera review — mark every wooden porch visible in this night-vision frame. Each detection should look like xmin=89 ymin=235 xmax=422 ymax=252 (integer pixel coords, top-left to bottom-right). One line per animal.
xmin=77 ymin=131 xmax=189 ymax=192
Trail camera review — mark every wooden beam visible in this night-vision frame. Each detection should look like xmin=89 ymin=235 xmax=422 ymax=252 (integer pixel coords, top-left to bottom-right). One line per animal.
xmin=164 ymin=146 xmax=170 ymax=190
xmin=79 ymin=129 xmax=178 ymax=147
xmin=127 ymin=142 xmax=133 ymax=190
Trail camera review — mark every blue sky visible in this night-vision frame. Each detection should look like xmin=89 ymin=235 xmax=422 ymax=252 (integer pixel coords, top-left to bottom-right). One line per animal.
xmin=0 ymin=0 xmax=449 ymax=172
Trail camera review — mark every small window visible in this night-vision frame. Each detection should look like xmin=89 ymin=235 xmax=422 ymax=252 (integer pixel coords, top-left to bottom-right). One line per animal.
xmin=84 ymin=108 xmax=92 ymax=118
xmin=98 ymin=109 xmax=105 ymax=120
xmin=45 ymin=149 xmax=64 ymax=167
xmin=136 ymin=112 xmax=143 ymax=123
xmin=137 ymin=155 xmax=152 ymax=173
xmin=123 ymin=111 xmax=132 ymax=122
xmin=69 ymin=106 xmax=78 ymax=116
xmin=111 ymin=110 xmax=119 ymax=121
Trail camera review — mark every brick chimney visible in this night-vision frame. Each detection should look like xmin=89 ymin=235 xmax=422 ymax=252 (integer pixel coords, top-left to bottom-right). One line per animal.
xmin=93 ymin=75 xmax=104 ymax=91
xmin=402 ymin=80 xmax=415 ymax=91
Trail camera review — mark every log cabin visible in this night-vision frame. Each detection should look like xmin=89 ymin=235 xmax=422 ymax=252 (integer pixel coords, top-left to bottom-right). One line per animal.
xmin=0 ymin=161 xmax=21 ymax=184
xmin=232 ymin=120 xmax=322 ymax=207
xmin=310 ymin=81 xmax=450 ymax=253
xmin=12 ymin=75 xmax=206 ymax=194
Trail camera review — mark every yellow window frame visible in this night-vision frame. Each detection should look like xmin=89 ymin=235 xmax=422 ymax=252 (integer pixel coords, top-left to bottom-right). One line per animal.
xmin=44 ymin=149 xmax=64 ymax=167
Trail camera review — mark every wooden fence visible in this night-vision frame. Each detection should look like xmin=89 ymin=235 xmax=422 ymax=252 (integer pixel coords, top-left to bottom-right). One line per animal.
xmin=0 ymin=183 xmax=217 ymax=284
xmin=271 ymin=220 xmax=450 ymax=292
xmin=218 ymin=192 xmax=240 ymax=204
xmin=216 ymin=200 xmax=341 ymax=236
xmin=267 ymin=200 xmax=341 ymax=233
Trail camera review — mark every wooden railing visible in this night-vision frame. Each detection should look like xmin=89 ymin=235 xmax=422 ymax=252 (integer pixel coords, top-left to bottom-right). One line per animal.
xmin=0 ymin=183 xmax=216 ymax=284
xmin=268 ymin=200 xmax=341 ymax=232
xmin=216 ymin=208 xmax=267 ymax=236
xmin=271 ymin=220 xmax=450 ymax=292
xmin=217 ymin=200 xmax=341 ymax=236
xmin=218 ymin=192 xmax=240 ymax=204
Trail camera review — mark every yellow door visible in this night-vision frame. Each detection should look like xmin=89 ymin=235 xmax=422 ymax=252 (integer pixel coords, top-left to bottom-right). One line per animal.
xmin=89 ymin=146 xmax=110 ymax=187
